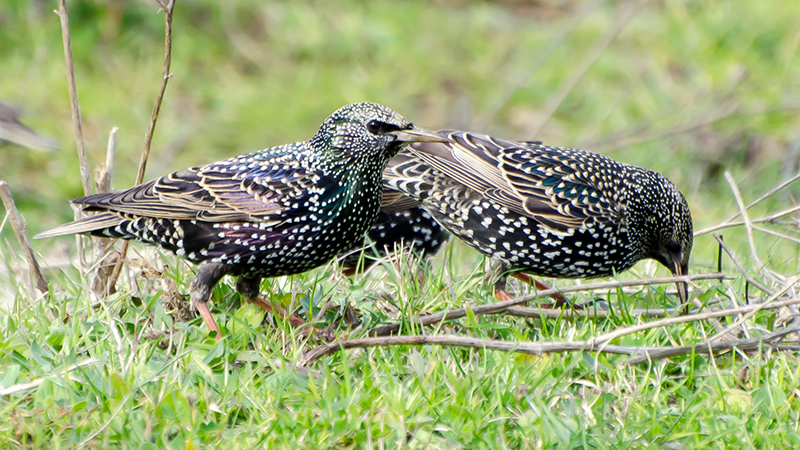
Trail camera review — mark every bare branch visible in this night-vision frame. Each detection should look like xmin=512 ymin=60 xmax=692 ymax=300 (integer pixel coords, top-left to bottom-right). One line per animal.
xmin=55 ymin=0 xmax=91 ymax=197
xmin=591 ymin=296 xmax=800 ymax=346
xmin=724 ymin=172 xmax=763 ymax=268
xmin=136 ymin=0 xmax=175 ymax=185
xmin=695 ymin=204 xmax=800 ymax=236
xmin=299 ymin=324 xmax=800 ymax=368
xmin=713 ymin=233 xmax=772 ymax=297
xmin=109 ymin=0 xmax=176 ymax=292
xmin=367 ymin=273 xmax=726 ymax=337
xmin=695 ymin=171 xmax=800 ymax=236
xmin=0 ymin=181 xmax=49 ymax=298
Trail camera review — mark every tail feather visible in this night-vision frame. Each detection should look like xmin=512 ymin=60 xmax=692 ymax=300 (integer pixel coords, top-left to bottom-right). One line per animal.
xmin=34 ymin=213 xmax=124 ymax=239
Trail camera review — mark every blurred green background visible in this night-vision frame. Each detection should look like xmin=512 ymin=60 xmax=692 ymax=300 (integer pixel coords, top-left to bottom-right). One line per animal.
xmin=3 ymin=1 xmax=800 ymax=447
xmin=2 ymin=0 xmax=798 ymax=244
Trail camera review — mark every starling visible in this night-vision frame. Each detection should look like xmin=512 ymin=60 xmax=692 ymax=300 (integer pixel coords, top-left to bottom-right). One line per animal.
xmin=36 ymin=102 xmax=449 ymax=337
xmin=383 ymin=130 xmax=693 ymax=308
xmin=338 ymin=203 xmax=448 ymax=276
xmin=0 ymin=101 xmax=58 ymax=152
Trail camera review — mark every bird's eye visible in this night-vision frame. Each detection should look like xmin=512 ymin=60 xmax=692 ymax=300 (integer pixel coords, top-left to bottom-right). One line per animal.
xmin=366 ymin=120 xmax=402 ymax=135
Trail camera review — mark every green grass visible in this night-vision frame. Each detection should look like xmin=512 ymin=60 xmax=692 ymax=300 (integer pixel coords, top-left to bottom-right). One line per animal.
xmin=2 ymin=0 xmax=800 ymax=448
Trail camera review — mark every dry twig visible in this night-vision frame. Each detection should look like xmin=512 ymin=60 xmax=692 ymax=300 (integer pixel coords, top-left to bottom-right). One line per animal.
xmin=367 ymin=273 xmax=726 ymax=337
xmin=108 ymin=0 xmax=176 ymax=293
xmin=299 ymin=323 xmax=800 ymax=368
xmin=0 ymin=182 xmax=49 ymax=298
xmin=55 ymin=0 xmax=91 ymax=197
xmin=695 ymin=171 xmax=800 ymax=236
xmin=724 ymin=172 xmax=763 ymax=268
xmin=713 ymin=233 xmax=772 ymax=297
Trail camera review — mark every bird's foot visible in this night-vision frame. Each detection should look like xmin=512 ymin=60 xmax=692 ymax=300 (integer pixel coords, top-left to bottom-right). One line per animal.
xmin=250 ymin=295 xmax=305 ymax=328
xmin=192 ymin=299 xmax=222 ymax=340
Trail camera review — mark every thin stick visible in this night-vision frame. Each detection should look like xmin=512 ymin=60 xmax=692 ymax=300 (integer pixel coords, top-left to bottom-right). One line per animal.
xmin=753 ymin=225 xmax=800 ymax=245
xmin=505 ymin=305 xmax=681 ymax=320
xmin=591 ymin=296 xmax=800 ymax=346
xmin=707 ymin=277 xmax=799 ymax=345
xmin=109 ymin=1 xmax=176 ymax=292
xmin=694 ymin=171 xmax=800 ymax=236
xmin=0 ymin=181 xmax=49 ymax=297
xmin=625 ymin=325 xmax=800 ymax=365
xmin=95 ymin=127 xmax=118 ymax=194
xmin=713 ymin=233 xmax=772 ymax=297
xmin=724 ymin=172 xmax=763 ymax=268
xmin=55 ymin=0 xmax=91 ymax=197
xmin=135 ymin=0 xmax=175 ymax=185
xmin=367 ymin=273 xmax=726 ymax=337
xmin=298 ymin=324 xmax=800 ymax=367
xmin=91 ymin=128 xmax=119 ymax=296
xmin=694 ymin=204 xmax=800 ymax=236
xmin=528 ymin=0 xmax=644 ymax=137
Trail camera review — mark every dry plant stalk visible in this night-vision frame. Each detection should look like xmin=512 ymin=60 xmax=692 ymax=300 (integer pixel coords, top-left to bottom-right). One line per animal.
xmin=713 ymin=233 xmax=772 ymax=297
xmin=55 ymin=0 xmax=91 ymax=198
xmin=299 ymin=323 xmax=800 ymax=368
xmin=724 ymin=172 xmax=763 ymax=268
xmin=366 ymin=273 xmax=726 ymax=337
xmin=108 ymin=0 xmax=176 ymax=293
xmin=695 ymin=170 xmax=800 ymax=236
xmin=0 ymin=181 xmax=49 ymax=298
xmin=91 ymin=128 xmax=120 ymax=296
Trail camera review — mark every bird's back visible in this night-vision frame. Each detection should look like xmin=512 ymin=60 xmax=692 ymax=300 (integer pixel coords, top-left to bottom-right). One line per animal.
xmin=384 ymin=130 xmax=683 ymax=278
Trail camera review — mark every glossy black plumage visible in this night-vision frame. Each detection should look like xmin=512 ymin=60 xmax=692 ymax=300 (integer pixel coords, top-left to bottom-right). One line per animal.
xmin=338 ymin=205 xmax=448 ymax=274
xmin=384 ymin=130 xmax=693 ymax=304
xmin=37 ymin=102 xmax=448 ymax=336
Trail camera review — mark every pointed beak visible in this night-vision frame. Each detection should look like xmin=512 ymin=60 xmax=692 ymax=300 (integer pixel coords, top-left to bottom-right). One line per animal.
xmin=389 ymin=126 xmax=451 ymax=144
xmin=670 ymin=252 xmax=690 ymax=314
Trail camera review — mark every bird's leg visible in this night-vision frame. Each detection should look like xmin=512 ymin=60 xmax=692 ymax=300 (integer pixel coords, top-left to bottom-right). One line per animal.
xmin=510 ymin=273 xmax=573 ymax=309
xmin=188 ymin=262 xmax=228 ymax=339
xmin=487 ymin=261 xmax=571 ymax=308
xmin=235 ymin=276 xmax=305 ymax=328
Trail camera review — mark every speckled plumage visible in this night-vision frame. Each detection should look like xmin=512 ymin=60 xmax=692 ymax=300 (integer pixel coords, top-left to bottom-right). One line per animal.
xmin=37 ymin=103 xmax=448 ymax=336
xmin=384 ymin=130 xmax=693 ymax=302
xmin=338 ymin=204 xmax=448 ymax=273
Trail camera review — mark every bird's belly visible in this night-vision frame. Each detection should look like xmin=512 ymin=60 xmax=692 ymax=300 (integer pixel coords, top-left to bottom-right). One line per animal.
xmin=171 ymin=215 xmax=373 ymax=277
xmin=433 ymin=205 xmax=636 ymax=279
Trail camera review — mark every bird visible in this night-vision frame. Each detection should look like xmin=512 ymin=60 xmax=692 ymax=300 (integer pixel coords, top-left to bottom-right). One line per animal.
xmin=338 ymin=203 xmax=448 ymax=276
xmin=36 ymin=102 xmax=449 ymax=337
xmin=383 ymin=130 xmax=693 ymax=309
xmin=0 ymin=101 xmax=58 ymax=152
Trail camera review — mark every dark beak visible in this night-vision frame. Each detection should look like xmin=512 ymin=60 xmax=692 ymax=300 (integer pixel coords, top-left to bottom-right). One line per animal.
xmin=670 ymin=252 xmax=690 ymax=314
xmin=389 ymin=126 xmax=451 ymax=144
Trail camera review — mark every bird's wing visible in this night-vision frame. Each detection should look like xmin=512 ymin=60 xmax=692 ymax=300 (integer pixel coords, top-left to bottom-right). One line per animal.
xmin=395 ymin=131 xmax=622 ymax=233
xmin=75 ymin=148 xmax=324 ymax=223
xmin=497 ymin=143 xmax=623 ymax=227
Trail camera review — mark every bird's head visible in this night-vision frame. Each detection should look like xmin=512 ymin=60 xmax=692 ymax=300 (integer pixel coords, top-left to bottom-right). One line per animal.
xmin=311 ymin=102 xmax=448 ymax=166
xmin=639 ymin=175 xmax=694 ymax=310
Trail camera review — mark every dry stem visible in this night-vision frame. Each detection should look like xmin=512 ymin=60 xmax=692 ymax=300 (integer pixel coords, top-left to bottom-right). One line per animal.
xmin=55 ymin=0 xmax=91 ymax=197
xmin=724 ymin=172 xmax=763 ymax=268
xmin=0 ymin=182 xmax=49 ymax=297
xmin=299 ymin=323 xmax=800 ymax=368
xmin=367 ymin=273 xmax=725 ymax=337
xmin=108 ymin=0 xmax=176 ymax=293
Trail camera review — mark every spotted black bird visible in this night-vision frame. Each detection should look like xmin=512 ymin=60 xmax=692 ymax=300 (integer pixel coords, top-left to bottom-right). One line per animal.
xmin=384 ymin=130 xmax=693 ymax=308
xmin=36 ymin=103 xmax=449 ymax=337
xmin=0 ymin=101 xmax=58 ymax=151
xmin=338 ymin=203 xmax=448 ymax=276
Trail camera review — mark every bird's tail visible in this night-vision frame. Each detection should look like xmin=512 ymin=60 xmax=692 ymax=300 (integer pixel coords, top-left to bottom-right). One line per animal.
xmin=34 ymin=213 xmax=124 ymax=239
